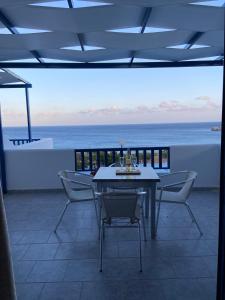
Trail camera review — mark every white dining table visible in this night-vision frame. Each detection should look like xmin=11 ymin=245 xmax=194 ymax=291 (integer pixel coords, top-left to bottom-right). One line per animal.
xmin=93 ymin=166 xmax=160 ymax=239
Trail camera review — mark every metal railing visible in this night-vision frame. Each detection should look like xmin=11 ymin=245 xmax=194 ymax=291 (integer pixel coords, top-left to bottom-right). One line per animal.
xmin=75 ymin=146 xmax=170 ymax=171
xmin=9 ymin=138 xmax=40 ymax=146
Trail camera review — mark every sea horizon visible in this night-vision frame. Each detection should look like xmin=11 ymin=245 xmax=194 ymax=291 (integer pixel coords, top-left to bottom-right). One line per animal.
xmin=3 ymin=121 xmax=221 ymax=149
xmin=3 ymin=120 xmax=221 ymax=129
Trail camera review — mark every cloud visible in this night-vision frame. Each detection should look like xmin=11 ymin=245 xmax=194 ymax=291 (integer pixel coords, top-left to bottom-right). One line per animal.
xmin=2 ymin=97 xmax=221 ymax=126
xmin=79 ymin=105 xmax=122 ymax=115
xmin=76 ymin=98 xmax=221 ymax=115
xmin=195 ymin=95 xmax=220 ymax=110
xmin=195 ymin=96 xmax=211 ymax=101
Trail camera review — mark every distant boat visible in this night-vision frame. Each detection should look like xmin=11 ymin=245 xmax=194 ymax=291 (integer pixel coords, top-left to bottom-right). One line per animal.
xmin=211 ymin=126 xmax=221 ymax=132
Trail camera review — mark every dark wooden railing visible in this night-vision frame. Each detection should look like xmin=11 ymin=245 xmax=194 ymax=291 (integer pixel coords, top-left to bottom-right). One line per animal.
xmin=9 ymin=138 xmax=40 ymax=146
xmin=75 ymin=147 xmax=170 ymax=171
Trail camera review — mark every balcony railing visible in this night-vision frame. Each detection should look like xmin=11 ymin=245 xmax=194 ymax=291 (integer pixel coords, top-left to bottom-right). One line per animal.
xmin=75 ymin=147 xmax=170 ymax=171
xmin=9 ymin=138 xmax=40 ymax=146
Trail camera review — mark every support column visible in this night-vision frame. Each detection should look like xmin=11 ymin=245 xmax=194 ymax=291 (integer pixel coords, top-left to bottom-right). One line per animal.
xmin=0 ymin=106 xmax=14 ymax=299
xmin=216 ymin=10 xmax=225 ymax=300
xmin=0 ymin=182 xmax=16 ymax=300
xmin=0 ymin=106 xmax=6 ymax=193
xmin=25 ymin=87 xmax=32 ymax=142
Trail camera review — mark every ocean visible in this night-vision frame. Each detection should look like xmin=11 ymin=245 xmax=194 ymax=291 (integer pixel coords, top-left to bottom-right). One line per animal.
xmin=3 ymin=122 xmax=221 ymax=149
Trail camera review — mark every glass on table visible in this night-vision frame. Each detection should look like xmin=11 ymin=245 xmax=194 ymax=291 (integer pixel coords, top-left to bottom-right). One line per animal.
xmin=131 ymin=155 xmax=137 ymax=169
xmin=119 ymin=156 xmax=125 ymax=168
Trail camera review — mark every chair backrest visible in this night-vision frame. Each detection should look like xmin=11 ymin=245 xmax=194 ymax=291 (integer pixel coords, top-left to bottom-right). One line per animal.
xmin=58 ymin=170 xmax=93 ymax=200
xmin=101 ymin=192 xmax=139 ymax=220
xmin=58 ymin=170 xmax=74 ymax=199
xmin=178 ymin=171 xmax=197 ymax=201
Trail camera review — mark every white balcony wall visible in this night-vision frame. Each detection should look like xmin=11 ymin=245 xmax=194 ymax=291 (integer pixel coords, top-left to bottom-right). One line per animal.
xmin=5 ymin=149 xmax=74 ymax=190
xmin=5 ymin=144 xmax=220 ymax=191
xmin=170 ymin=144 xmax=220 ymax=189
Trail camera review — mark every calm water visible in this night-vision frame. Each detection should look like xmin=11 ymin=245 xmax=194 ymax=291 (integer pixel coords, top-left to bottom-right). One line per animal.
xmin=3 ymin=122 xmax=221 ymax=149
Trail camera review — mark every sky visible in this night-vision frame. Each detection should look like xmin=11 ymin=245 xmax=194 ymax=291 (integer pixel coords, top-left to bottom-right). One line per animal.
xmin=0 ymin=66 xmax=222 ymax=126
xmin=0 ymin=0 xmax=224 ymax=127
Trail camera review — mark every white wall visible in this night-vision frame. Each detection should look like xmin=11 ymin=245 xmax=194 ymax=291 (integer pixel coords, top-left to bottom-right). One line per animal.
xmin=5 ymin=149 xmax=74 ymax=190
xmin=170 ymin=144 xmax=220 ymax=188
xmin=4 ymin=144 xmax=221 ymax=191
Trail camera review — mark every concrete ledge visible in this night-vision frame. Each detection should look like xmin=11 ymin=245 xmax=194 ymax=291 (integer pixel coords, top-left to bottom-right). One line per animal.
xmin=4 ymin=144 xmax=221 ymax=191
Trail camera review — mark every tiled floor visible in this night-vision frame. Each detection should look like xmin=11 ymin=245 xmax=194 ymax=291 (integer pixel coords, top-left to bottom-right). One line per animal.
xmin=4 ymin=190 xmax=218 ymax=300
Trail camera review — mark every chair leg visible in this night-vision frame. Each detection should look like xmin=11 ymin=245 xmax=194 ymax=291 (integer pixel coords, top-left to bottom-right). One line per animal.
xmin=141 ymin=209 xmax=147 ymax=242
xmin=54 ymin=200 xmax=70 ymax=233
xmin=156 ymin=200 xmax=161 ymax=234
xmin=98 ymin=205 xmax=102 ymax=240
xmin=185 ymin=203 xmax=203 ymax=236
xmin=99 ymin=221 xmax=103 ymax=272
xmin=93 ymin=198 xmax=99 ymax=228
xmin=138 ymin=222 xmax=142 ymax=272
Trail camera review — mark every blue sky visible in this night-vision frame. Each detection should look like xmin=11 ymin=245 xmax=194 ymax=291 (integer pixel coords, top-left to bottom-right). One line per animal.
xmin=1 ymin=66 xmax=222 ymax=126
xmin=0 ymin=0 xmax=224 ymax=126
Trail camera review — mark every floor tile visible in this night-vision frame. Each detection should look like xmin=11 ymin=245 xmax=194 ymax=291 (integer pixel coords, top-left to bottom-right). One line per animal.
xmin=80 ymin=281 xmax=124 ymax=300
xmin=11 ymin=244 xmax=29 ymax=261
xmin=16 ymin=283 xmax=44 ymax=300
xmin=197 ymin=278 xmax=216 ymax=300
xmin=23 ymin=243 xmax=59 ymax=260
xmin=13 ymin=260 xmax=36 ymax=282
xmin=161 ymin=279 xmax=207 ymax=300
xmin=171 ymin=257 xmax=212 ymax=278
xmin=28 ymin=260 xmax=69 ymax=282
xmin=20 ymin=231 xmax=51 ymax=244
xmin=40 ymin=282 xmax=82 ymax=300
xmin=4 ymin=190 xmax=219 ymax=300
xmin=123 ymin=280 xmax=165 ymax=300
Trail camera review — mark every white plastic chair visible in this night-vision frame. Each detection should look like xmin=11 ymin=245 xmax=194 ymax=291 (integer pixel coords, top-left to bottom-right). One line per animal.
xmin=156 ymin=171 xmax=202 ymax=235
xmin=98 ymin=191 xmax=146 ymax=272
xmin=108 ymin=163 xmax=120 ymax=167
xmin=55 ymin=170 xmax=98 ymax=233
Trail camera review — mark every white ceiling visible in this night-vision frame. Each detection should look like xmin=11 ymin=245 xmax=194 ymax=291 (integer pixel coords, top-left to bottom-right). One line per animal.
xmin=0 ymin=0 xmax=223 ymax=63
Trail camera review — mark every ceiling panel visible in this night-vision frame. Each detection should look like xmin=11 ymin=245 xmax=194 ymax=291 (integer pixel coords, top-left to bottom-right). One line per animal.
xmin=85 ymin=31 xmax=193 ymax=50
xmin=0 ymin=32 xmax=79 ymax=50
xmin=136 ymin=46 xmax=223 ymax=61
xmin=3 ymin=5 xmax=144 ymax=32
xmin=39 ymin=49 xmax=130 ymax=62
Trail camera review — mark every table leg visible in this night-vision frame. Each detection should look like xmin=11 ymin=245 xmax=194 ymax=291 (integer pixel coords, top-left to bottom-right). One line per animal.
xmin=150 ymin=183 xmax=156 ymax=239
xmin=97 ymin=183 xmax=103 ymax=193
xmin=145 ymin=189 xmax=150 ymax=218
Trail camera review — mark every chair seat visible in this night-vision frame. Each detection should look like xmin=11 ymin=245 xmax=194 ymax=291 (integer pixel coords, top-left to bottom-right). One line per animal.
xmin=69 ymin=189 xmax=93 ymax=202
xmin=156 ymin=190 xmax=185 ymax=203
xmin=101 ymin=203 xmax=141 ymax=221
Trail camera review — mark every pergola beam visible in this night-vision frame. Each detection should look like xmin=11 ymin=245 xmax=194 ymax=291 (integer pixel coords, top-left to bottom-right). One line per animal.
xmin=1 ymin=68 xmax=31 ymax=85
xmin=130 ymin=7 xmax=152 ymax=65
xmin=0 ymin=60 xmax=222 ymax=69
xmin=185 ymin=31 xmax=204 ymax=50
xmin=67 ymin=0 xmax=85 ymax=52
xmin=0 ymin=9 xmax=44 ymax=63
xmin=0 ymin=84 xmax=32 ymax=89
xmin=67 ymin=0 xmax=73 ymax=8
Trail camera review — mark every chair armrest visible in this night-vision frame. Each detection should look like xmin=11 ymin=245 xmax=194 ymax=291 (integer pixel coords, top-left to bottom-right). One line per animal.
xmin=159 ymin=177 xmax=194 ymax=190
xmin=75 ymin=172 xmax=92 ymax=178
xmin=63 ymin=177 xmax=93 ymax=189
xmin=159 ymin=180 xmax=186 ymax=189
xmin=159 ymin=170 xmax=187 ymax=178
xmin=63 ymin=170 xmax=92 ymax=178
xmin=95 ymin=192 xmax=102 ymax=197
xmin=137 ymin=191 xmax=146 ymax=196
